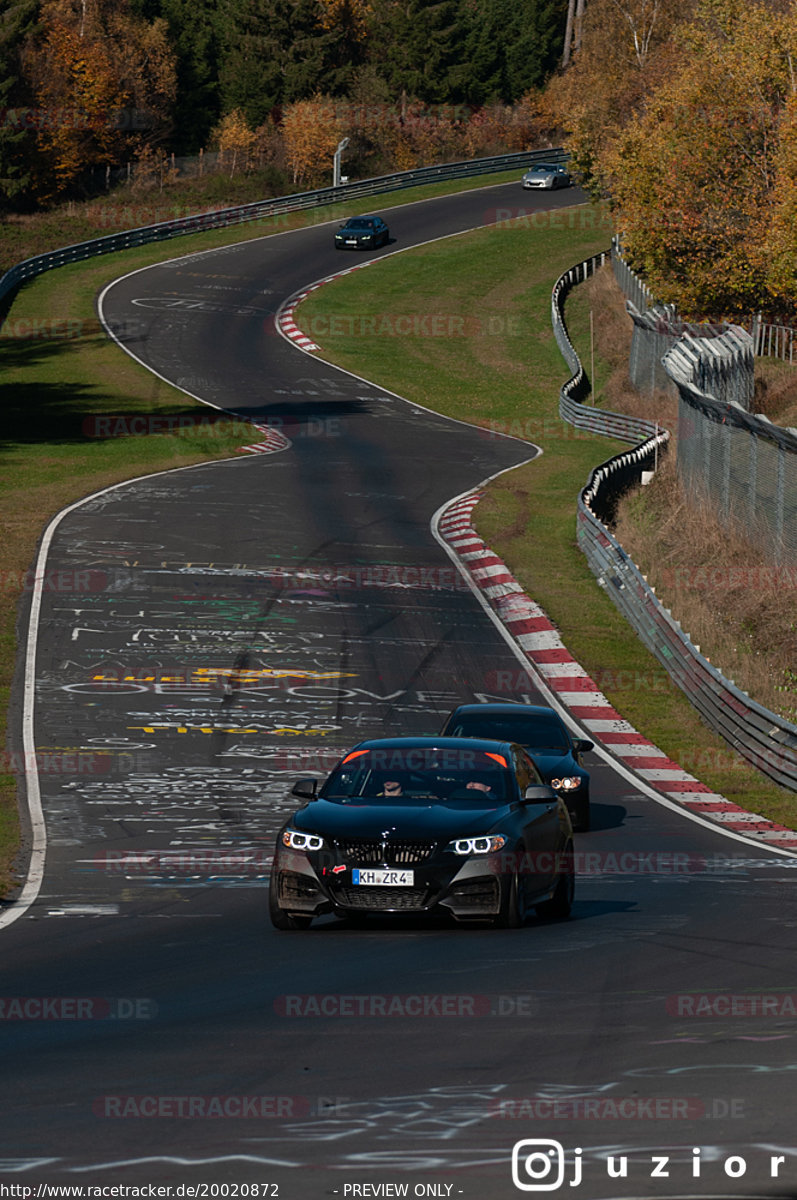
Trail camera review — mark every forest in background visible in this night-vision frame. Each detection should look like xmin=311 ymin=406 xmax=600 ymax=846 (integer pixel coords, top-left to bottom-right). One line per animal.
xmin=4 ymin=0 xmax=797 ymax=320
xmin=0 ymin=0 xmax=568 ymax=205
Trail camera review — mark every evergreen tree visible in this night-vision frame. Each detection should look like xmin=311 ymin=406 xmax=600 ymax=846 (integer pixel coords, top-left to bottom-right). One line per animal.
xmin=161 ymin=0 xmax=222 ymax=153
xmin=464 ymin=0 xmax=568 ymax=105
xmin=461 ymin=3 xmax=506 ymax=106
xmin=216 ymin=0 xmax=339 ymax=125
xmin=0 ymin=0 xmax=39 ymax=211
xmin=368 ymin=0 xmax=472 ymax=105
xmin=318 ymin=0 xmax=371 ymax=95
xmin=501 ymin=0 xmax=567 ymax=98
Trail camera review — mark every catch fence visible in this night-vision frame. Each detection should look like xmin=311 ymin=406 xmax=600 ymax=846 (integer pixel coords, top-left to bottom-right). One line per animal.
xmin=612 ymin=242 xmax=797 ymax=567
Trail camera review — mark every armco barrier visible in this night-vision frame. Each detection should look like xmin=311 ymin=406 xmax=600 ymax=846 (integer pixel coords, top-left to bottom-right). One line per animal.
xmin=553 ymin=252 xmax=797 ymax=792
xmin=0 ymin=149 xmax=561 ymax=311
xmin=552 ymin=252 xmax=661 ymax=443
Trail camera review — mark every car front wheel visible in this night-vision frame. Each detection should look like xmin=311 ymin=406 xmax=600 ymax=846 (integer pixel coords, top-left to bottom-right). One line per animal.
xmin=493 ymin=862 xmax=525 ymax=929
xmin=535 ymin=843 xmax=574 ymax=920
xmin=572 ymin=797 xmax=590 ymax=832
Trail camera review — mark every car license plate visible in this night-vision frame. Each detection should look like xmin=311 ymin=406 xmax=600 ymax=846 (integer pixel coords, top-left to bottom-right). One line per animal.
xmin=352 ymin=869 xmax=414 ymax=886
xmin=346 ymin=238 xmax=357 ymax=244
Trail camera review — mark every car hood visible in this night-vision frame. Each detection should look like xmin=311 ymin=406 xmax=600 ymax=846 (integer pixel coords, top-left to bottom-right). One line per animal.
xmin=527 ymin=751 xmax=579 ymax=778
xmin=292 ymin=798 xmax=510 ymax=840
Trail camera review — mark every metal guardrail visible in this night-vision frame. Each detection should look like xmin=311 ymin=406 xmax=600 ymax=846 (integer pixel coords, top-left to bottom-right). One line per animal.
xmin=552 ymin=250 xmax=664 ymax=444
xmin=0 ymin=149 xmax=563 ymax=310
xmin=552 ymin=252 xmax=797 ymax=793
xmin=576 ymin=494 xmax=797 ymax=791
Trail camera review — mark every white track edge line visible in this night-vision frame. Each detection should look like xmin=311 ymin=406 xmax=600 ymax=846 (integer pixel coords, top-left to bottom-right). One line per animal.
xmin=1 ymin=456 xmax=245 ymax=932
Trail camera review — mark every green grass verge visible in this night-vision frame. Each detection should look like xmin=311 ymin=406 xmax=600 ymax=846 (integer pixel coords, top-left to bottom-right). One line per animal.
xmin=0 ymin=168 xmax=526 ymax=270
xmin=0 ymin=168 xmax=550 ymax=897
xmin=296 ymin=203 xmax=797 ymax=829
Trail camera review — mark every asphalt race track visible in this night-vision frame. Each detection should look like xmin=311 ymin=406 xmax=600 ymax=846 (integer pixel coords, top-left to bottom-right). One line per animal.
xmin=3 ymin=180 xmax=797 ymax=1200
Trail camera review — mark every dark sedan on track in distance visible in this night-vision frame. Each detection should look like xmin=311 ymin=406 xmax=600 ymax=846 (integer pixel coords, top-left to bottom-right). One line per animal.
xmin=269 ymin=737 xmax=574 ymax=930
xmin=334 ymin=215 xmax=390 ymax=249
xmin=440 ymin=703 xmax=593 ymax=831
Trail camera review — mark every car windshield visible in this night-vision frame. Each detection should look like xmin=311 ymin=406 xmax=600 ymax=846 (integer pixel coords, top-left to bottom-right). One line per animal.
xmin=321 ymin=746 xmax=510 ymax=804
xmin=346 ymin=219 xmax=373 ymax=229
xmin=531 ymin=164 xmax=558 ymax=172
xmin=448 ymin=714 xmax=569 ymax=753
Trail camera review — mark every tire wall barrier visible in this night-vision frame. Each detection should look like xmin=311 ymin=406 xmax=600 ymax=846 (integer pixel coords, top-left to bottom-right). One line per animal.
xmin=552 ymin=252 xmax=797 ymax=792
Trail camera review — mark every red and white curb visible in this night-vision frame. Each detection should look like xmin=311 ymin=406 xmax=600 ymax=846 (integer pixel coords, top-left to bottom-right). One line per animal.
xmin=438 ymin=490 xmax=797 ymax=849
xmin=278 ymin=295 xmax=321 ymax=352
xmin=235 ymin=424 xmax=292 ymax=455
xmin=276 ymin=262 xmax=370 ymax=352
xmin=250 ymin=260 xmax=372 ymax=445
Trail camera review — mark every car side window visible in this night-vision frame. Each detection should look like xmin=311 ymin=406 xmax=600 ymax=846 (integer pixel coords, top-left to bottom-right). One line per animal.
xmin=513 ymin=748 xmax=532 ymax=792
xmin=515 ymin=748 xmax=543 ymax=789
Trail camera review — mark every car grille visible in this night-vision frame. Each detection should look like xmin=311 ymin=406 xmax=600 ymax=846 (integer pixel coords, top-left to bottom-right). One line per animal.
xmin=336 ymin=886 xmax=429 ymax=911
xmin=336 ymin=839 xmax=437 ymax=866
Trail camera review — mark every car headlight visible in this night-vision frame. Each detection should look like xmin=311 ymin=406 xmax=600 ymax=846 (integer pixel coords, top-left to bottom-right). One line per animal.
xmin=550 ymin=776 xmax=581 ymax=791
xmin=448 ymin=835 xmax=508 ymax=856
xmin=282 ymin=829 xmax=325 ymax=852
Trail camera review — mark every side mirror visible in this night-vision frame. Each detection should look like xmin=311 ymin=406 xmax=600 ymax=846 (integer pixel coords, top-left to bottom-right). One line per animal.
xmin=572 ymin=738 xmax=594 ymax=753
xmin=291 ymin=778 xmax=318 ymax=800
xmin=523 ymin=784 xmax=557 ymax=803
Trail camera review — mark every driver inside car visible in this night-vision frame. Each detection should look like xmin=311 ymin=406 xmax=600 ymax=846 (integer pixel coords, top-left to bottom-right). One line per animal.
xmin=372 ymin=775 xmax=405 ymax=797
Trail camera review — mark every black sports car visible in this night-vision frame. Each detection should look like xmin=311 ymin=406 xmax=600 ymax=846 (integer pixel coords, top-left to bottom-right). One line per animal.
xmin=440 ymin=704 xmax=593 ymax=831
xmin=269 ymin=737 xmax=574 ymax=930
xmin=334 ymin=215 xmax=389 ymax=249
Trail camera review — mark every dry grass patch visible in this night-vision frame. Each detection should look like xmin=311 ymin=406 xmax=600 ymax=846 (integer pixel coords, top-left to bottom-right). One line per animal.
xmin=616 ymin=454 xmax=797 ymax=722
xmin=754 ymin=358 xmax=797 ymax=428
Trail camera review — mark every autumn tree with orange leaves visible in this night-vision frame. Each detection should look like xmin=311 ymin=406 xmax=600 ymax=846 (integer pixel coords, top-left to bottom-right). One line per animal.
xmin=605 ymin=0 xmax=797 ymax=318
xmin=212 ymin=109 xmax=258 ymax=177
xmin=281 ymin=95 xmax=345 ymax=186
xmin=24 ymin=0 xmax=176 ymax=198
xmin=317 ymin=0 xmax=371 ymax=42
xmin=548 ymin=0 xmax=694 ymax=198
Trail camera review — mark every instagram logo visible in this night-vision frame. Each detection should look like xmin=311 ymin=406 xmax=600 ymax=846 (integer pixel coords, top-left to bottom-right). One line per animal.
xmin=512 ymin=1139 xmax=576 ymax=1191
